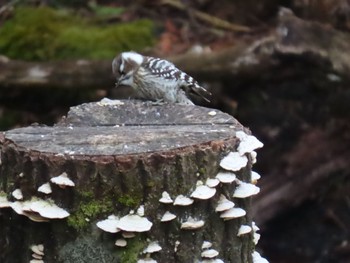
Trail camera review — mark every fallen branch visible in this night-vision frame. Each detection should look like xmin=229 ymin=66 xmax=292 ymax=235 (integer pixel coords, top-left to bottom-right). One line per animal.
xmin=161 ymin=0 xmax=252 ymax=33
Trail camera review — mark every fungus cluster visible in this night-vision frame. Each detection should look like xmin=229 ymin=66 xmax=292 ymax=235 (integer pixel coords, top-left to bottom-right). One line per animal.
xmin=50 ymin=172 xmax=75 ymax=188
xmin=200 ymin=241 xmax=224 ymax=263
xmin=181 ymin=216 xmax=205 ymax=230
xmin=9 ymin=198 xmax=69 ymax=222
xmin=1 ymin=172 xmax=75 ymax=221
xmin=96 ymin=207 xmax=153 ymax=251
xmin=30 ymin=244 xmax=44 ymax=263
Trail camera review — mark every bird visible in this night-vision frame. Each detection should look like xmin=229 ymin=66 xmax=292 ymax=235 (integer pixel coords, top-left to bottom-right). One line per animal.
xmin=112 ymin=51 xmax=211 ymax=105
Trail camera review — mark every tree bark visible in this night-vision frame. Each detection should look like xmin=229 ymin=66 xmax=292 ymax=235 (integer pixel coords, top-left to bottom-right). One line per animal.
xmin=0 ymin=100 xmax=258 ymax=263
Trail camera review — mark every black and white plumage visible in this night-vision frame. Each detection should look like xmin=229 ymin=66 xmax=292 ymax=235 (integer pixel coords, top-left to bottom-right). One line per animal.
xmin=112 ymin=51 xmax=210 ymax=105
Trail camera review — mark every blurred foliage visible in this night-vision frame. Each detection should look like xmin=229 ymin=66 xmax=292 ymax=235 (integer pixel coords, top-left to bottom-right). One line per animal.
xmin=0 ymin=6 xmax=155 ymax=61
xmin=88 ymin=2 xmax=125 ymax=18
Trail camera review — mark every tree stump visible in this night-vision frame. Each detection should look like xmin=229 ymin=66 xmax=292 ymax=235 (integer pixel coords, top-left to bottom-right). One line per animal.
xmin=0 ymin=99 xmax=264 ymax=263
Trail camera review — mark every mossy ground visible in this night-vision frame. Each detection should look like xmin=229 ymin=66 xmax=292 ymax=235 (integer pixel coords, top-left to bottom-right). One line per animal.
xmin=0 ymin=6 xmax=155 ymax=61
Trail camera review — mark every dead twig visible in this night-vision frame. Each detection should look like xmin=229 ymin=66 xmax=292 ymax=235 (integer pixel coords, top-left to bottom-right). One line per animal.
xmin=161 ymin=0 xmax=252 ymax=33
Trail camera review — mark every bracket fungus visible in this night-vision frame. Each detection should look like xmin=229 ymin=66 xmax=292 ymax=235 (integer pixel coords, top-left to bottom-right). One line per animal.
xmin=37 ymin=183 xmax=52 ymax=194
xmin=181 ymin=217 xmax=205 ymax=230
xmin=96 ymin=215 xmax=120 ymax=233
xmin=250 ymin=151 xmax=257 ymax=164
xmin=252 ymin=251 xmax=269 ymax=263
xmin=220 ymin=207 xmax=246 ymax=220
xmin=190 ymin=185 xmax=216 ymax=200
xmin=202 ymin=241 xmax=213 ymax=250
xmin=201 ymin=249 xmax=219 ymax=259
xmin=236 ymin=131 xmax=264 ymax=155
xmin=233 ymin=181 xmax=260 ymax=198
xmin=251 ymin=171 xmax=261 ymax=184
xmin=31 ymin=244 xmax=44 ymax=256
xmin=215 ymin=195 xmax=235 ymax=212
xmin=50 ymin=172 xmax=75 ymax=188
xmin=115 ymin=239 xmax=127 ymax=247
xmin=205 ymin=178 xmax=220 ymax=188
xmin=215 ymin=172 xmax=236 ymax=184
xmin=143 ymin=242 xmax=162 ymax=254
xmin=0 ymin=195 xmax=11 ymax=208
xmin=137 ymin=205 xmax=145 ymax=217
xmin=237 ymin=225 xmax=252 ymax=236
xmin=159 ymin=191 xmax=173 ymax=204
xmin=30 ymin=199 xmax=70 ymax=219
xmin=10 ymin=201 xmax=49 ymax=222
xmin=137 ymin=258 xmax=157 ymax=263
xmin=252 ymin=222 xmax=261 ymax=245
xmin=12 ymin=189 xmax=23 ymax=200
xmin=173 ymin=195 xmax=194 ymax=206
xmin=117 ymin=214 xmax=153 ymax=232
xmin=219 ymin=152 xmax=248 ymax=172
xmin=160 ymin=211 xmax=176 ymax=222
xmin=122 ymin=232 xmax=136 ymax=239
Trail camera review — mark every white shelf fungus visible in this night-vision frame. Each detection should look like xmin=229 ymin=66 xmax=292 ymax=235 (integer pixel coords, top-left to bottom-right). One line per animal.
xmin=32 ymin=253 xmax=43 ymax=260
xmin=220 ymin=207 xmax=246 ymax=220
xmin=252 ymin=251 xmax=269 ymax=263
xmin=30 ymin=199 xmax=70 ymax=219
xmin=173 ymin=195 xmax=194 ymax=206
xmin=143 ymin=242 xmax=162 ymax=254
xmin=181 ymin=217 xmax=205 ymax=230
xmin=122 ymin=232 xmax=136 ymax=239
xmin=29 ymin=260 xmax=44 ymax=263
xmin=251 ymin=171 xmax=261 ymax=184
xmin=117 ymin=214 xmax=153 ymax=232
xmin=252 ymin=222 xmax=261 ymax=245
xmin=161 ymin=211 xmax=176 ymax=222
xmin=10 ymin=201 xmax=49 ymax=222
xmin=233 ymin=182 xmax=260 ymax=198
xmin=215 ymin=195 xmax=235 ymax=212
xmin=38 ymin=183 xmax=52 ymax=194
xmin=201 ymin=249 xmax=219 ymax=258
xmin=215 ymin=172 xmax=236 ymax=183
xmin=205 ymin=178 xmax=220 ymax=188
xmin=31 ymin=244 xmax=44 ymax=256
xmin=137 ymin=258 xmax=157 ymax=263
xmin=237 ymin=225 xmax=252 ymax=236
xmin=12 ymin=189 xmax=23 ymax=200
xmin=96 ymin=215 xmax=120 ymax=233
xmin=0 ymin=195 xmax=11 ymax=208
xmin=174 ymin=240 xmax=180 ymax=252
xmin=202 ymin=241 xmax=212 ymax=250
xmin=220 ymin=152 xmax=248 ymax=172
xmin=115 ymin=239 xmax=127 ymax=247
xmin=137 ymin=205 xmax=145 ymax=217
xmin=50 ymin=172 xmax=75 ymax=188
xmin=191 ymin=185 xmax=216 ymax=200
xmin=159 ymin=191 xmax=173 ymax=204
xmin=250 ymin=151 xmax=257 ymax=164
xmin=236 ymin=131 xmax=264 ymax=155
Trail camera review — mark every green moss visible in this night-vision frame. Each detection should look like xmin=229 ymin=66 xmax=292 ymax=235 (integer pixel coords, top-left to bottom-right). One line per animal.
xmin=119 ymin=237 xmax=145 ymax=263
xmin=67 ymin=191 xmax=114 ymax=231
xmin=0 ymin=6 xmax=155 ymax=61
xmin=117 ymin=194 xmax=141 ymax=208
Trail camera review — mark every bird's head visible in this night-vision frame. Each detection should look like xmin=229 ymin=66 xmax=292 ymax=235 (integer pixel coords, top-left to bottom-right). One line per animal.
xmin=112 ymin=52 xmax=143 ymax=87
